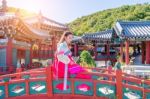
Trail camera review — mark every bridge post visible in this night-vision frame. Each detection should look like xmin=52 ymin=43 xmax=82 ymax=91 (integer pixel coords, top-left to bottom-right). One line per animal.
xmin=108 ymin=65 xmax=112 ymax=81
xmin=116 ymin=69 xmax=123 ymax=99
xmin=46 ymin=66 xmax=53 ymax=97
xmin=5 ymin=82 xmax=9 ymax=98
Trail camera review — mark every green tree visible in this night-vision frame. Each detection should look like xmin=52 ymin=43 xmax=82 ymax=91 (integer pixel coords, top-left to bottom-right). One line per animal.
xmin=77 ymin=50 xmax=96 ymax=68
xmin=68 ymin=3 xmax=150 ymax=35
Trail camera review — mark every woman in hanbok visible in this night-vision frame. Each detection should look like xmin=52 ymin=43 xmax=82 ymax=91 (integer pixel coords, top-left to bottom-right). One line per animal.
xmin=53 ymin=31 xmax=91 ymax=79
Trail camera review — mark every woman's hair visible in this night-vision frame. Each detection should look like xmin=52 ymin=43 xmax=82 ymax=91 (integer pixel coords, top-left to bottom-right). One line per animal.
xmin=58 ymin=31 xmax=73 ymax=44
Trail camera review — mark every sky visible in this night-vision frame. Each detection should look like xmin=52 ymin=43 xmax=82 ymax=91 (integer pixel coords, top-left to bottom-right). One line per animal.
xmin=5 ymin=0 xmax=150 ymax=23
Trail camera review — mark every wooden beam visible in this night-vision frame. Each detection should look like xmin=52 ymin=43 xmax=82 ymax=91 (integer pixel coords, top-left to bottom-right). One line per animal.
xmin=141 ymin=41 xmax=145 ymax=64
xmin=6 ymin=38 xmax=13 ymax=70
xmin=125 ymin=40 xmax=129 ymax=65
xmin=146 ymin=41 xmax=150 ymax=64
xmin=120 ymin=42 xmax=123 ymax=63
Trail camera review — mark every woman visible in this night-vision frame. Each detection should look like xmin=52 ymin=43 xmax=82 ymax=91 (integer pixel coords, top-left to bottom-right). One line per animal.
xmin=53 ymin=31 xmax=84 ymax=79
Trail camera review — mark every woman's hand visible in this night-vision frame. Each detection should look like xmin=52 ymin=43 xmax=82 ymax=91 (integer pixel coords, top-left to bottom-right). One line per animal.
xmin=70 ymin=60 xmax=76 ymax=65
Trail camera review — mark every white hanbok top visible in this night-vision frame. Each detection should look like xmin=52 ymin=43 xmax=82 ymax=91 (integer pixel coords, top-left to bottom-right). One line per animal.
xmin=56 ymin=41 xmax=72 ymax=64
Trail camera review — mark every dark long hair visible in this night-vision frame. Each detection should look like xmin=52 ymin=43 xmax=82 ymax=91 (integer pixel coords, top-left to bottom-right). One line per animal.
xmin=58 ymin=31 xmax=73 ymax=45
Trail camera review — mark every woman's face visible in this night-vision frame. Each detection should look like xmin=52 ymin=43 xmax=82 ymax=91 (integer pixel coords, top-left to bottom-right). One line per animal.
xmin=65 ymin=34 xmax=73 ymax=44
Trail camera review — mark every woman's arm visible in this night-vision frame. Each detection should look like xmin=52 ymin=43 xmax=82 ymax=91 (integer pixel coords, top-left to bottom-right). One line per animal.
xmin=57 ymin=43 xmax=71 ymax=64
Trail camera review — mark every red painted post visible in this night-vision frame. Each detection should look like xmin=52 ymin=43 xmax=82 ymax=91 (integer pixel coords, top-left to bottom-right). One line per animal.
xmin=9 ymin=66 xmax=14 ymax=73
xmin=120 ymin=43 xmax=123 ymax=63
xmin=107 ymin=42 xmax=110 ymax=58
xmin=52 ymin=35 xmax=56 ymax=62
xmin=143 ymin=87 xmax=146 ymax=99
xmin=40 ymin=44 xmax=43 ymax=58
xmin=148 ymin=41 xmax=150 ymax=64
xmin=50 ymin=45 xmax=52 ymax=58
xmin=46 ymin=66 xmax=53 ymax=97
xmin=146 ymin=41 xmax=150 ymax=64
xmin=71 ymin=79 xmax=74 ymax=95
xmin=108 ymin=65 xmax=112 ymax=81
xmin=6 ymin=38 xmax=13 ymax=72
xmin=45 ymin=44 xmax=47 ymax=58
xmin=43 ymin=44 xmax=45 ymax=58
xmin=46 ymin=45 xmax=48 ymax=58
xmin=16 ymin=67 xmax=22 ymax=79
xmin=142 ymin=41 xmax=145 ymax=64
xmin=25 ymin=79 xmax=29 ymax=95
xmin=94 ymin=44 xmax=97 ymax=60
xmin=39 ymin=43 xmax=41 ymax=59
xmin=76 ymin=44 xmax=78 ymax=56
xmin=116 ymin=69 xmax=123 ymax=99
xmin=30 ymin=44 xmax=33 ymax=65
xmin=125 ymin=40 xmax=129 ymax=65
xmin=74 ymin=43 xmax=77 ymax=56
xmin=5 ymin=82 xmax=9 ymax=98
xmin=48 ymin=45 xmax=51 ymax=58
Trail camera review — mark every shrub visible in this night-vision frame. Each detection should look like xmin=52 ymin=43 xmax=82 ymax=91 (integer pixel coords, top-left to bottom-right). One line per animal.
xmin=77 ymin=50 xmax=96 ymax=67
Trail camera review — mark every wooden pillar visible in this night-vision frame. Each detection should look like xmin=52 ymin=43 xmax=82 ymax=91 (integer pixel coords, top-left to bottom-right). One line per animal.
xmin=6 ymin=38 xmax=13 ymax=71
xmin=94 ymin=44 xmax=97 ymax=60
xmin=120 ymin=42 xmax=123 ymax=63
xmin=148 ymin=41 xmax=150 ymax=64
xmin=45 ymin=44 xmax=48 ymax=58
xmin=30 ymin=44 xmax=33 ymax=65
xmin=46 ymin=66 xmax=53 ymax=97
xmin=74 ymin=43 xmax=78 ymax=56
xmin=77 ymin=44 xmax=78 ymax=56
xmin=43 ymin=44 xmax=46 ymax=58
xmin=39 ymin=43 xmax=41 ymax=59
xmin=146 ymin=41 xmax=150 ymax=64
xmin=106 ymin=42 xmax=110 ymax=57
xmin=108 ymin=66 xmax=112 ymax=81
xmin=52 ymin=31 xmax=57 ymax=51
xmin=41 ymin=44 xmax=44 ymax=59
xmin=125 ymin=40 xmax=129 ymax=65
xmin=49 ymin=45 xmax=52 ymax=58
xmin=45 ymin=45 xmax=48 ymax=58
xmin=52 ymin=35 xmax=56 ymax=62
xmin=142 ymin=41 xmax=145 ymax=64
xmin=52 ymin=37 xmax=54 ymax=59
xmin=116 ymin=69 xmax=123 ymax=99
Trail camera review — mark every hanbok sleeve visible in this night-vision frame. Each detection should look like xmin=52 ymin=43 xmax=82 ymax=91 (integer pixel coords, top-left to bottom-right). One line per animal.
xmin=57 ymin=43 xmax=65 ymax=54
xmin=57 ymin=43 xmax=70 ymax=64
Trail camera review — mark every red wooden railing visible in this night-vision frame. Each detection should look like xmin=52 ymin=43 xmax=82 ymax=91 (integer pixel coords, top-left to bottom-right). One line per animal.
xmin=0 ymin=66 xmax=150 ymax=99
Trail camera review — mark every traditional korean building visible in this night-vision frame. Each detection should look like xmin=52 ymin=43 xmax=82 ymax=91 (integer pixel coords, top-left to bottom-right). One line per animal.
xmin=0 ymin=0 xmax=68 ymax=74
xmin=113 ymin=21 xmax=150 ymax=65
xmin=78 ymin=29 xmax=117 ymax=62
xmin=74 ymin=21 xmax=150 ymax=66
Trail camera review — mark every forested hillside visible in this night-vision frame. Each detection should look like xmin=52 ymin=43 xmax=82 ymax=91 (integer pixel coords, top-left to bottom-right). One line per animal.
xmin=68 ymin=3 xmax=150 ymax=35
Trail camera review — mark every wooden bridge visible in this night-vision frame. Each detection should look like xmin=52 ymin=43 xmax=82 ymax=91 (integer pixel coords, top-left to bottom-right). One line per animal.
xmin=0 ymin=66 xmax=150 ymax=99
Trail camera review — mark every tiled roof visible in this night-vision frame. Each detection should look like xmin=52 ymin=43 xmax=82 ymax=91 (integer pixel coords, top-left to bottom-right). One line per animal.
xmin=114 ymin=21 xmax=150 ymax=40
xmin=82 ymin=29 xmax=113 ymax=42
xmin=24 ymin=15 xmax=68 ymax=29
